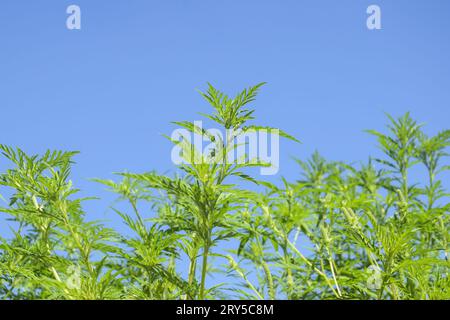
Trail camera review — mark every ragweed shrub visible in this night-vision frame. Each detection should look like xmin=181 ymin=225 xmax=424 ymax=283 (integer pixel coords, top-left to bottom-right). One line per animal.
xmin=0 ymin=85 xmax=449 ymax=300
xmin=0 ymin=147 xmax=121 ymax=299
xmin=96 ymin=83 xmax=298 ymax=299
xmin=227 ymin=114 xmax=450 ymax=300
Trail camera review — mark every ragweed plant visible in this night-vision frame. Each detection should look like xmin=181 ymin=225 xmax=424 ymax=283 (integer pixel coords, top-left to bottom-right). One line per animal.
xmin=97 ymin=83 xmax=297 ymax=299
xmin=0 ymin=85 xmax=449 ymax=300
xmin=0 ymin=146 xmax=120 ymax=299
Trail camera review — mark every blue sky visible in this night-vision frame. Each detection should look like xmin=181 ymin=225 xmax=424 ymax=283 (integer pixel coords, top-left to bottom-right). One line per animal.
xmin=1 ymin=0 xmax=450 ymax=293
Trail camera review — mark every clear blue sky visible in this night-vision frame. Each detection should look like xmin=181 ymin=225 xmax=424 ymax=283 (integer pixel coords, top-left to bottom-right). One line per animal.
xmin=1 ymin=0 xmax=450 ymax=293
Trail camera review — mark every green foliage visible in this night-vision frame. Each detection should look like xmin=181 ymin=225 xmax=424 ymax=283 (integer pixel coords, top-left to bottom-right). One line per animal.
xmin=1 ymin=84 xmax=449 ymax=300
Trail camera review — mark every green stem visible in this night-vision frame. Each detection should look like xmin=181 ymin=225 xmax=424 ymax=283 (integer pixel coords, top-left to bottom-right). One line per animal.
xmin=187 ymin=248 xmax=198 ymax=300
xmin=262 ymin=261 xmax=275 ymax=299
xmin=199 ymin=244 xmax=210 ymax=300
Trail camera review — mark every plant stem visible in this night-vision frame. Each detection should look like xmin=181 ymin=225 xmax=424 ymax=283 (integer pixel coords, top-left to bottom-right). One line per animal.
xmin=187 ymin=248 xmax=198 ymax=300
xmin=199 ymin=243 xmax=210 ymax=300
xmin=262 ymin=261 xmax=275 ymax=299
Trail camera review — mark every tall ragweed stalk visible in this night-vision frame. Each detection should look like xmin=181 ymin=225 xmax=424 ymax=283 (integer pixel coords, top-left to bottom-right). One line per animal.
xmin=99 ymin=83 xmax=298 ymax=299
